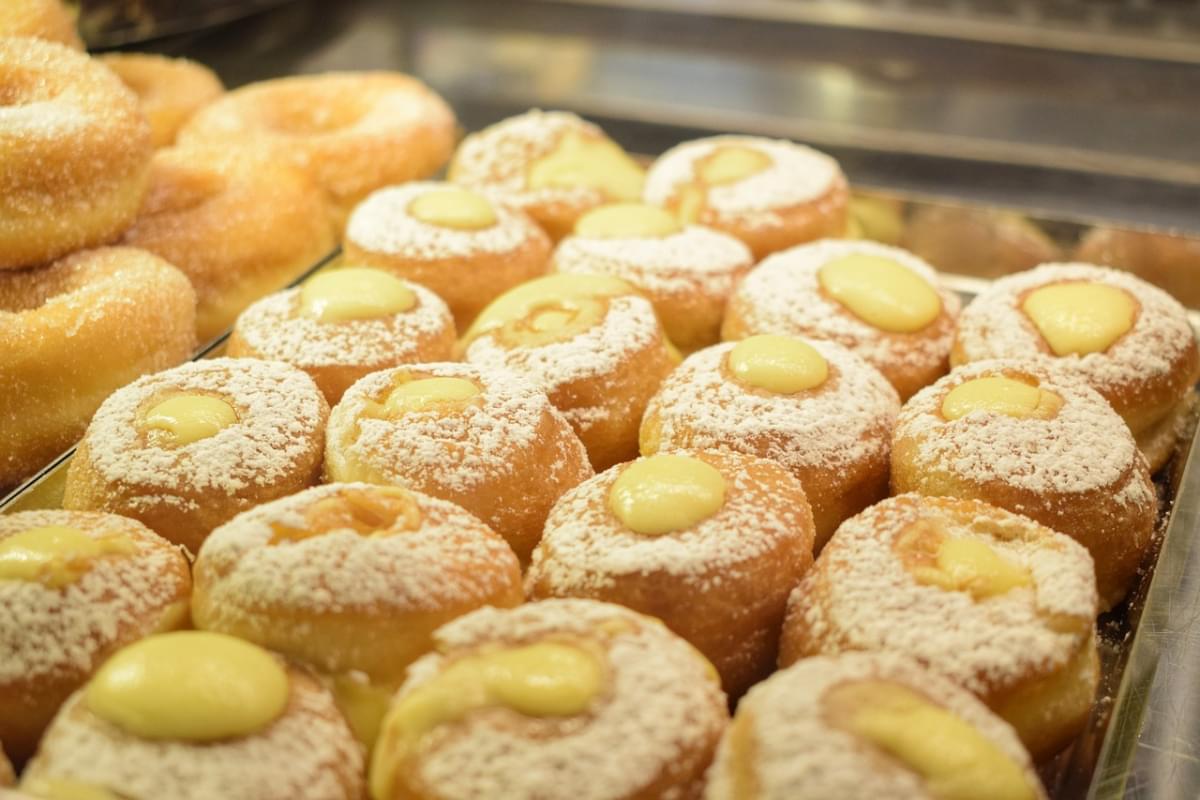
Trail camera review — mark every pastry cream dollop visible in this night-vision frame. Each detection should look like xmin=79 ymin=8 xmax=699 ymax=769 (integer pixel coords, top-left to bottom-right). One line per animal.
xmin=609 ymin=454 xmax=727 ymax=535
xmin=818 ymin=253 xmax=941 ymax=333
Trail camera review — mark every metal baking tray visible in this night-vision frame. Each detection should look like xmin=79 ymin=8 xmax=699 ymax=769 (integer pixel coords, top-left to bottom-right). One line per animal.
xmin=2 ymin=191 xmax=1197 ymax=800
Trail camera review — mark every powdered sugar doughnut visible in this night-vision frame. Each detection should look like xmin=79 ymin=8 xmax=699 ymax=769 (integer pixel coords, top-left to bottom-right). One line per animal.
xmin=0 ymin=37 xmax=152 ymax=269
xmin=706 ymin=652 xmax=1046 ymax=800
xmin=0 ymin=510 xmax=190 ymax=764
xmin=63 ymin=358 xmax=329 ymax=555
xmin=325 ymin=362 xmax=592 ymax=563
xmin=527 ymin=450 xmax=815 ymax=697
xmin=641 ymin=336 xmax=900 ymax=549
xmin=891 ymin=358 xmax=1156 ymax=610
xmin=781 ymin=494 xmax=1098 ymax=760
xmin=643 ymin=135 xmax=848 ymax=259
xmin=723 ymin=239 xmax=962 ymax=399
xmin=370 ymin=599 xmax=728 ymax=800
xmin=98 ymin=54 xmax=224 ymax=148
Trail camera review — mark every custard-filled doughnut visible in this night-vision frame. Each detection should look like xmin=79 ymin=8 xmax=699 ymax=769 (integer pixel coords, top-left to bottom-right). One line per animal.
xmin=63 ymin=358 xmax=329 ymax=555
xmin=324 ymin=363 xmax=593 ymax=562
xmin=461 ymin=273 xmax=678 ymax=471
xmin=1074 ymin=227 xmax=1200 ymax=309
xmin=951 ymin=262 xmax=1200 ymax=471
xmin=0 ymin=0 xmax=81 ymax=49
xmin=527 ymin=450 xmax=815 ymax=697
xmin=0 ymin=247 xmax=196 ymax=491
xmin=97 ymin=54 xmax=224 ymax=148
xmin=0 ymin=511 xmax=190 ymax=764
xmin=449 ymin=110 xmax=646 ymax=241
xmin=780 ymin=494 xmax=1098 ymax=760
xmin=554 ymin=202 xmax=755 ymax=351
xmin=0 ymin=38 xmax=152 ymax=270
xmin=192 ymin=482 xmax=522 ymax=746
xmin=228 ymin=268 xmax=456 ymax=404
xmin=643 ymin=135 xmax=848 ymax=260
xmin=369 ymin=599 xmax=728 ymax=800
xmin=891 ymin=359 xmax=1156 ymax=610
xmin=344 ymin=182 xmax=552 ymax=330
xmin=21 ymin=632 xmax=364 ymax=800
xmin=641 ymin=335 xmax=899 ymax=549
xmin=180 ymin=72 xmax=456 ymax=230
xmin=705 ymin=652 xmax=1046 ymax=800
xmin=903 ymin=206 xmax=1060 ymax=280
xmin=723 ymin=240 xmax=961 ymax=400
xmin=123 ymin=144 xmax=336 ymax=343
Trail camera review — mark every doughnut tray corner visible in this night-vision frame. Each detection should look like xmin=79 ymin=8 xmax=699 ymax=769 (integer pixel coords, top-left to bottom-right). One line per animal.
xmin=2 ymin=194 xmax=1199 ymax=800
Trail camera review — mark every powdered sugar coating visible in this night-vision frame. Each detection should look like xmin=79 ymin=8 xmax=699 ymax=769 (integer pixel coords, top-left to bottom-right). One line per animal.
xmin=726 ymin=239 xmax=961 ymax=381
xmin=643 ymin=135 xmax=841 ymax=217
xmin=705 ymin=652 xmax=1046 ymax=800
xmin=389 ymin=599 xmax=728 ymax=800
xmin=195 ymin=482 xmax=518 ymax=615
xmin=786 ymin=494 xmax=1096 ymax=696
xmin=232 ymin=280 xmax=452 ymax=370
xmin=953 ymin=263 xmax=1197 ymax=401
xmin=554 ymin=224 xmax=753 ymax=297
xmin=23 ymin=669 xmax=364 ymax=800
xmin=645 ymin=339 xmax=899 ymax=477
xmin=0 ymin=510 xmax=189 ymax=684
xmin=345 ymin=181 xmax=539 ymax=261
xmin=897 ymin=359 xmax=1139 ymax=495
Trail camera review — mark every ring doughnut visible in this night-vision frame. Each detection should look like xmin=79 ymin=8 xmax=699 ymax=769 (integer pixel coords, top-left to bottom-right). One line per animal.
xmin=324 ymin=362 xmax=593 ymax=563
xmin=891 ymin=358 xmax=1156 ymax=610
xmin=0 ymin=510 xmax=191 ymax=764
xmin=780 ymin=494 xmax=1098 ymax=760
xmin=448 ymin=110 xmax=646 ymax=241
xmin=0 ymin=37 xmax=152 ymax=269
xmin=369 ymin=599 xmax=728 ymax=800
xmin=122 ymin=144 xmax=336 ymax=343
xmin=643 ymin=135 xmax=849 ymax=259
xmin=0 ymin=0 xmax=82 ymax=49
xmin=228 ymin=268 xmax=457 ymax=404
xmin=0 ymin=247 xmax=196 ymax=491
xmin=97 ymin=54 xmax=224 ymax=148
xmin=640 ymin=335 xmax=900 ymax=549
xmin=63 ymin=358 xmax=329 ymax=555
xmin=179 ymin=72 xmax=457 ymax=230
xmin=20 ymin=632 xmax=364 ymax=800
xmin=344 ymin=182 xmax=552 ymax=330
xmin=705 ymin=652 xmax=1046 ymax=800
xmin=722 ymin=239 xmax=962 ymax=399
xmin=526 ymin=449 xmax=815 ymax=697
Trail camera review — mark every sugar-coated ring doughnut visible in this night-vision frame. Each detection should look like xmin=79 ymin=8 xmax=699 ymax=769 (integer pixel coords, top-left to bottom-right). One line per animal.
xmin=643 ymin=135 xmax=849 ymax=260
xmin=21 ymin=633 xmax=364 ymax=800
xmin=722 ymin=239 xmax=962 ymax=400
xmin=122 ymin=144 xmax=336 ymax=343
xmin=951 ymin=263 xmax=1200 ymax=455
xmin=179 ymin=72 xmax=456 ymax=230
xmin=554 ymin=203 xmax=755 ymax=352
xmin=780 ymin=494 xmax=1098 ymax=760
xmin=369 ymin=599 xmax=728 ymax=800
xmin=0 ymin=37 xmax=152 ymax=269
xmin=324 ymin=363 xmax=593 ymax=563
xmin=705 ymin=652 xmax=1046 ymax=800
xmin=98 ymin=53 xmax=224 ymax=148
xmin=0 ymin=510 xmax=191 ymax=764
xmin=0 ymin=247 xmax=196 ymax=491
xmin=192 ymin=482 xmax=523 ymax=745
xmin=228 ymin=270 xmax=456 ymax=404
xmin=640 ymin=336 xmax=900 ymax=550
xmin=891 ymin=358 xmax=1157 ymax=611
xmin=527 ymin=449 xmax=815 ymax=697
xmin=0 ymin=0 xmax=82 ymax=49
xmin=344 ymin=181 xmax=552 ymax=331
xmin=448 ymin=109 xmax=647 ymax=241
xmin=63 ymin=358 xmax=329 ymax=555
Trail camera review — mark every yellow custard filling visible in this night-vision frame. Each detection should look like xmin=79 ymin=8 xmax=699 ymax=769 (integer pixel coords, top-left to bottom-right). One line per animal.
xmin=465 ymin=273 xmax=636 ymax=350
xmin=574 ymin=202 xmax=682 ymax=239
xmin=300 ymin=267 xmax=417 ymax=323
xmin=408 ymin=187 xmax=497 ymax=230
xmin=141 ymin=394 xmax=237 ymax=447
xmin=20 ymin=778 xmax=125 ymax=800
xmin=941 ymin=376 xmax=1063 ymax=422
xmin=269 ymin=486 xmax=422 ymax=544
xmin=1021 ymin=282 xmax=1136 ymax=356
xmin=727 ymin=334 xmax=829 ymax=394
xmin=897 ymin=519 xmax=1032 ymax=600
xmin=381 ymin=377 xmax=482 ymax=416
xmin=671 ymin=144 xmax=772 ymax=224
xmin=0 ymin=526 xmax=135 ymax=588
xmin=527 ymin=131 xmax=645 ymax=201
xmin=818 ymin=253 xmax=942 ymax=333
xmin=609 ymin=454 xmax=727 ymax=535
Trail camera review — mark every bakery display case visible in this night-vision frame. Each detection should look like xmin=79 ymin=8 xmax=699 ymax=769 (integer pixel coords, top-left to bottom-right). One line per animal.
xmin=3 ymin=1 xmax=1199 ymax=798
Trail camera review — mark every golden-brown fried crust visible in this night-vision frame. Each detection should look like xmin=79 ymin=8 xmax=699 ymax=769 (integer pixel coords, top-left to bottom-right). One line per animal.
xmin=98 ymin=54 xmax=224 ymax=148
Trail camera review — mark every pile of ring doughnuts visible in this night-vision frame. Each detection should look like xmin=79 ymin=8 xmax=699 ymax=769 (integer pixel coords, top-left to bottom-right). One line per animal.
xmin=4 ymin=20 xmax=1200 ymax=796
